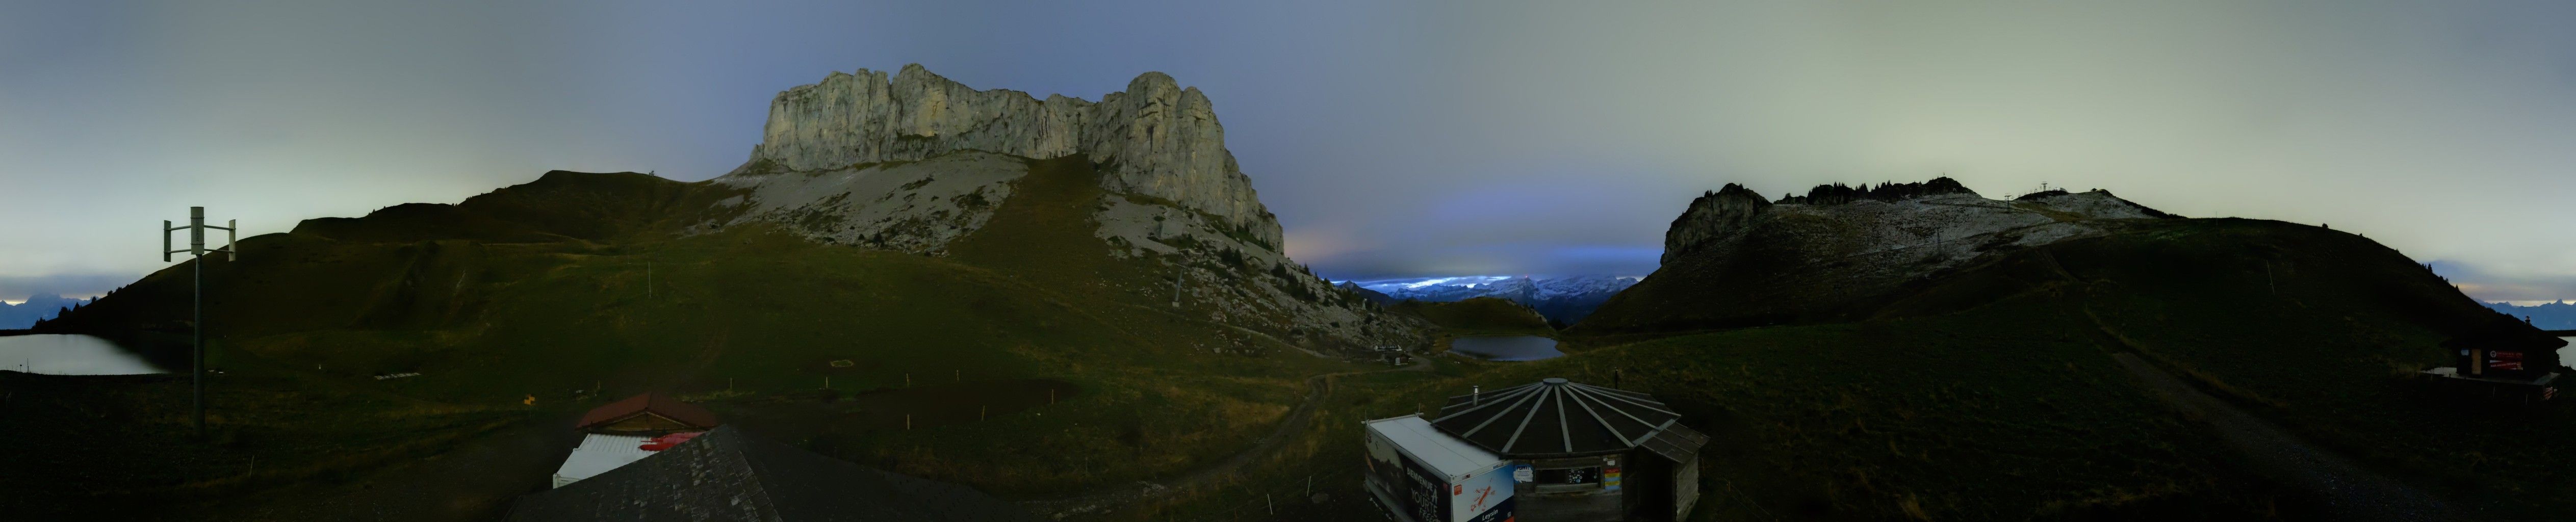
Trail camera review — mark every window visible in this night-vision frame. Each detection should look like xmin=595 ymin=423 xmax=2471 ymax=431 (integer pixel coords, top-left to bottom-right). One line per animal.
xmin=1533 ymin=466 xmax=1601 ymax=492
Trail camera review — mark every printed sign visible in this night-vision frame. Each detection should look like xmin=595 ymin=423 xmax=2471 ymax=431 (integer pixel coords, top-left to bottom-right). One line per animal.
xmin=1603 ymin=466 xmax=1623 ymax=492
xmin=2490 ymin=351 xmax=2527 ymax=371
xmin=1451 ymin=463 xmax=1517 ymax=522
xmin=1402 ymin=459 xmax=1449 ymax=522
xmin=1512 ymin=464 xmax=1533 ymax=483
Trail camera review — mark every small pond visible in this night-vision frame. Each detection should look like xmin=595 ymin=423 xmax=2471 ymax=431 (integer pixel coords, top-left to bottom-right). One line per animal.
xmin=0 ymin=334 xmax=166 ymax=375
xmin=1449 ymin=335 xmax=1564 ymax=361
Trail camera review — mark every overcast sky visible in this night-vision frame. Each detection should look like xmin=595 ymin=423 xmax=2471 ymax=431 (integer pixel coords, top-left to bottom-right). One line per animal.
xmin=3 ymin=1 xmax=2571 ymax=304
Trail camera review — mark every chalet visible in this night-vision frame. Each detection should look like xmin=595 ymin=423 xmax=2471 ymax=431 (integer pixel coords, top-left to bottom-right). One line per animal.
xmin=551 ymin=393 xmax=721 ymax=488
xmin=575 ymin=393 xmax=719 ymax=434
xmin=2422 ymin=316 xmax=2567 ymax=402
xmin=1365 ymin=378 xmax=1708 ymax=522
xmin=507 ymin=425 xmax=1041 ymax=522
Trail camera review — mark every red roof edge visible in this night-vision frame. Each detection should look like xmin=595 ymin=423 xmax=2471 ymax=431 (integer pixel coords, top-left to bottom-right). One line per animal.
xmin=576 ymin=393 xmax=720 ymax=430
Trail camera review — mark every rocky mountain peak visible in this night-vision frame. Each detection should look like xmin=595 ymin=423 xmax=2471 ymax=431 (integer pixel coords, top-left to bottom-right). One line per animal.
xmin=1658 ymin=177 xmax=2182 ymax=277
xmin=733 ymin=64 xmax=1280 ymax=247
xmin=1663 ymin=182 xmax=1775 ymax=264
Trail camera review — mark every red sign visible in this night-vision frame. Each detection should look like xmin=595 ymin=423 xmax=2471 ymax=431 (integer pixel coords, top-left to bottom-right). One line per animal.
xmin=2488 ymin=351 xmax=2526 ymax=371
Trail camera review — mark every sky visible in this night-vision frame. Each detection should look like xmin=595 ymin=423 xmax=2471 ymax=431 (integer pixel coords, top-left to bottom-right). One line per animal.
xmin=3 ymin=1 xmax=2572 ymax=303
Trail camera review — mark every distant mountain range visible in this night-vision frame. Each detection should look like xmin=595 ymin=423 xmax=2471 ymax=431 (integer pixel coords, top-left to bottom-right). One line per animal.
xmin=2484 ymin=300 xmax=2575 ymax=330
xmin=0 ymin=294 xmax=90 ymax=329
xmin=1346 ymin=275 xmax=1639 ymax=326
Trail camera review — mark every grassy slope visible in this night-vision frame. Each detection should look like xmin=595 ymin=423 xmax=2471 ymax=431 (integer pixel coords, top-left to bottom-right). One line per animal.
xmin=9 ymin=159 xmax=1366 ymax=515
xmin=1124 ymin=292 xmax=2296 ymax=521
xmin=1389 ymin=296 xmax=1555 ymax=336
xmin=1118 ymin=217 xmax=2573 ymax=521
xmin=2039 ymin=219 xmax=2576 ymax=515
xmin=1550 ymin=217 xmax=2568 ymax=518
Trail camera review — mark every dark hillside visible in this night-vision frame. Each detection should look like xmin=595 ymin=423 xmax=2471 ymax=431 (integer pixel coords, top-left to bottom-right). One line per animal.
xmin=1437 ymin=294 xmax=2302 ymax=520
xmin=288 ymin=171 xmax=746 ymax=244
xmin=15 ymin=160 xmax=1373 ymax=517
xmin=2031 ymin=220 xmax=2576 ymax=513
xmin=1561 ymin=213 xmax=2576 ymax=517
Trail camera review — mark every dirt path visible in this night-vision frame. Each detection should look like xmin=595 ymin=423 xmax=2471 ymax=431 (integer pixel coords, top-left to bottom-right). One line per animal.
xmin=2045 ymin=248 xmax=2456 ymax=521
xmin=1018 ymin=360 xmax=1433 ymax=518
xmin=2109 ymin=354 xmax=2455 ymax=521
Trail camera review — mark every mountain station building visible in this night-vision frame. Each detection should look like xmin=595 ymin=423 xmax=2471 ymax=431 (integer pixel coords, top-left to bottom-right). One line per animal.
xmin=2423 ymin=317 xmax=2568 ymax=402
xmin=1364 ymin=378 xmax=1709 ymax=522
xmin=551 ymin=393 xmax=723 ymax=488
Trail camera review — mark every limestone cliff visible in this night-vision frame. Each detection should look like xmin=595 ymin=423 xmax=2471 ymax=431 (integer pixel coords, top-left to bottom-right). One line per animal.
xmin=703 ymin=65 xmax=1425 ymax=353
xmin=735 ymin=64 xmax=1280 ymax=247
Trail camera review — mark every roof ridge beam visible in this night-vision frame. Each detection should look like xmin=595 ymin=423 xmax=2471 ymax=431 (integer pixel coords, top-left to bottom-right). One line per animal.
xmin=1567 ymin=388 xmax=1636 ymax=448
xmin=1453 ymin=384 xmax=1550 ymax=437
xmin=1433 ymin=384 xmax=1543 ymax=425
xmin=1556 ymin=388 xmax=1574 ymax=453
xmin=1501 ymin=385 xmax=1554 ymax=453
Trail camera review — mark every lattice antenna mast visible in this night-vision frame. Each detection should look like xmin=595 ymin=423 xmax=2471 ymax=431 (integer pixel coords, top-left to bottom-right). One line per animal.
xmin=162 ymin=206 xmax=237 ymax=435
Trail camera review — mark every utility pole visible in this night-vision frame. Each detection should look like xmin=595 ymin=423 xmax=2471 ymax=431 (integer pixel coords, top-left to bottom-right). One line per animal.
xmin=164 ymin=206 xmax=237 ymax=436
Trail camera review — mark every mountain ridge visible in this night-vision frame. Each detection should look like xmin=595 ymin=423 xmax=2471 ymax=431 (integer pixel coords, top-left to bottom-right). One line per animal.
xmin=737 ymin=64 xmax=1278 ymax=247
xmin=1585 ymin=178 xmax=2186 ymax=333
xmin=2 ymin=294 xmax=90 ymax=330
xmin=1354 ymin=275 xmax=1637 ymax=326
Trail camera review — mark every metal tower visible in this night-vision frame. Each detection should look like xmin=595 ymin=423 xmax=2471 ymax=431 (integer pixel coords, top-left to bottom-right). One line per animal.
xmin=163 ymin=206 xmax=236 ymax=435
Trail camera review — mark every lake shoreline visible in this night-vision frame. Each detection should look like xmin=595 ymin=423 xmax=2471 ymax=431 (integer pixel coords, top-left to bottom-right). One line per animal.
xmin=0 ymin=334 xmax=171 ymax=375
xmin=1447 ymin=334 xmax=1565 ymax=361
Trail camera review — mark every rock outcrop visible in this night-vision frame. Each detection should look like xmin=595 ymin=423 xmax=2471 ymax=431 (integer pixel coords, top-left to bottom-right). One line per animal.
xmin=1584 ymin=178 xmax=2181 ymax=333
xmin=1659 ymin=180 xmax=2172 ymax=268
xmin=1662 ymin=183 xmax=1773 ymax=264
xmin=711 ymin=152 xmax=1027 ymax=252
xmin=737 ymin=64 xmax=1280 ymax=247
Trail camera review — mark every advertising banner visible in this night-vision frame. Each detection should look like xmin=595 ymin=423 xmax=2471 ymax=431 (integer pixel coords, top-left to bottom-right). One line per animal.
xmin=1449 ymin=465 xmax=1517 ymax=522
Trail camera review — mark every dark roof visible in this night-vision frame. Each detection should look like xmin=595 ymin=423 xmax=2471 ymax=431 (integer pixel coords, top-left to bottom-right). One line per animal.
xmin=2443 ymin=315 xmax=2572 ymax=352
xmin=1639 ymin=423 xmax=1711 ymax=463
xmin=505 ymin=425 xmax=1042 ymax=522
xmin=576 ymin=393 xmax=719 ymax=430
xmin=1430 ymin=377 xmax=1701 ymax=459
